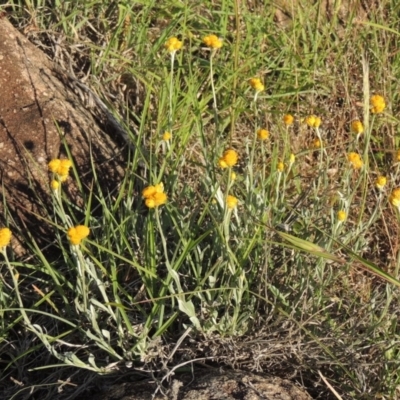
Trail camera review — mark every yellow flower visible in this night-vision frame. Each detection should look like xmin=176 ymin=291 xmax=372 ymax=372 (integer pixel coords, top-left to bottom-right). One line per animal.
xmin=283 ymin=114 xmax=294 ymax=126
xmin=142 ymin=183 xmax=167 ymax=208
xmin=289 ymin=153 xmax=295 ymax=165
xmin=249 ymin=78 xmax=264 ymax=92
xmin=389 ymin=188 xmax=400 ymax=209
xmin=203 ymin=34 xmax=223 ymax=49
xmin=67 ymin=225 xmax=90 ymax=246
xmin=218 ymin=149 xmax=238 ymax=168
xmin=305 ymin=115 xmax=321 ymax=128
xmin=337 ymin=210 xmax=346 ymax=222
xmin=0 ymin=228 xmax=12 ymax=248
xmin=351 ymin=120 xmax=364 ymax=135
xmin=162 ymin=131 xmax=172 ymax=141
xmin=51 ymin=180 xmax=60 ymax=190
xmin=375 ymin=176 xmax=387 ymax=191
xmin=312 ymin=138 xmax=322 ymax=148
xmin=48 ymin=158 xmax=72 ymax=180
xmin=277 ymin=161 xmax=284 ymax=172
xmin=165 ymin=37 xmax=183 ymax=53
xmin=370 ymin=94 xmax=386 ymax=114
xmin=230 ymin=171 xmax=237 ymax=181
xmin=226 ymin=195 xmax=238 ymax=209
xmin=48 ymin=159 xmax=61 ymax=174
xmin=348 ymin=152 xmax=363 ymax=170
xmin=257 ymin=129 xmax=269 ymax=140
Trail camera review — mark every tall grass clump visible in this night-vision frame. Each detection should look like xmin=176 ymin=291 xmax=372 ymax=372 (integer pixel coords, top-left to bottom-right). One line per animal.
xmin=2 ymin=1 xmax=400 ymax=399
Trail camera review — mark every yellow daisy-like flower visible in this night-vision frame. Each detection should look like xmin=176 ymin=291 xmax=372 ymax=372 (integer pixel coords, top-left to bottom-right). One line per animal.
xmin=257 ymin=129 xmax=269 ymax=140
xmin=0 ymin=228 xmax=12 ymax=248
xmin=348 ymin=152 xmax=363 ymax=170
xmin=203 ymin=34 xmax=223 ymax=49
xmin=289 ymin=153 xmax=295 ymax=165
xmin=142 ymin=183 xmax=167 ymax=208
xmin=277 ymin=161 xmax=285 ymax=172
xmin=389 ymin=188 xmax=400 ymax=209
xmin=67 ymin=225 xmax=90 ymax=246
xmin=218 ymin=149 xmax=238 ymax=169
xmin=165 ymin=37 xmax=183 ymax=53
xmin=162 ymin=131 xmax=172 ymax=141
xmin=305 ymin=115 xmax=322 ymax=128
xmin=226 ymin=195 xmax=238 ymax=210
xmin=230 ymin=171 xmax=237 ymax=181
xmin=283 ymin=114 xmax=294 ymax=126
xmin=370 ymin=94 xmax=386 ymax=114
xmin=375 ymin=176 xmax=387 ymax=191
xmin=249 ymin=78 xmax=264 ymax=92
xmin=337 ymin=210 xmax=347 ymax=222
xmin=351 ymin=120 xmax=364 ymax=135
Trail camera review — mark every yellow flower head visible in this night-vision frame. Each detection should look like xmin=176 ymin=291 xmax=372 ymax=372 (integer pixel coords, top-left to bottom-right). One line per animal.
xmin=48 ymin=159 xmax=61 ymax=174
xmin=165 ymin=37 xmax=183 ymax=53
xmin=257 ymin=129 xmax=269 ymax=140
xmin=389 ymin=188 xmax=400 ymax=209
xmin=277 ymin=161 xmax=285 ymax=172
xmin=162 ymin=131 xmax=172 ymax=141
xmin=375 ymin=176 xmax=387 ymax=191
xmin=305 ymin=115 xmax=321 ymax=128
xmin=67 ymin=225 xmax=90 ymax=246
xmin=230 ymin=171 xmax=237 ymax=181
xmin=48 ymin=158 xmax=72 ymax=181
xmin=203 ymin=34 xmax=223 ymax=49
xmin=348 ymin=152 xmax=363 ymax=170
xmin=289 ymin=153 xmax=295 ymax=165
xmin=226 ymin=195 xmax=238 ymax=209
xmin=142 ymin=183 xmax=167 ymax=208
xmin=312 ymin=138 xmax=322 ymax=149
xmin=283 ymin=114 xmax=294 ymax=126
xmin=370 ymin=95 xmax=386 ymax=114
xmin=51 ymin=180 xmax=60 ymax=190
xmin=351 ymin=120 xmax=364 ymax=135
xmin=218 ymin=149 xmax=238 ymax=169
xmin=337 ymin=210 xmax=347 ymax=222
xmin=0 ymin=228 xmax=12 ymax=248
xmin=249 ymin=78 xmax=264 ymax=92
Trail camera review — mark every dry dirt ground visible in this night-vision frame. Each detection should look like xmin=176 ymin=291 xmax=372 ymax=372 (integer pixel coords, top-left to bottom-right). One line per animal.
xmin=0 ymin=16 xmax=314 ymax=400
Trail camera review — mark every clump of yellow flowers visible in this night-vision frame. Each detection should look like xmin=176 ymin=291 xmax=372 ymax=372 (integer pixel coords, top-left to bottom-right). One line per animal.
xmin=164 ymin=37 xmax=183 ymax=53
xmin=0 ymin=228 xmax=12 ymax=249
xmin=142 ymin=183 xmax=167 ymax=208
xmin=67 ymin=225 xmax=90 ymax=246
xmin=348 ymin=152 xmax=363 ymax=170
xmin=305 ymin=115 xmax=322 ymax=128
xmin=203 ymin=34 xmax=223 ymax=49
xmin=218 ymin=149 xmax=238 ymax=169
xmin=48 ymin=159 xmax=73 ymax=182
xmin=370 ymin=94 xmax=386 ymax=114
xmin=249 ymin=78 xmax=264 ymax=93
